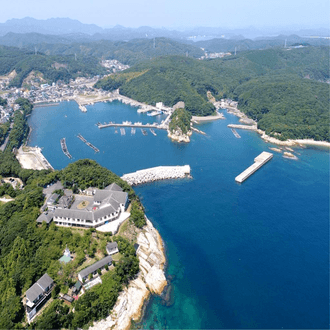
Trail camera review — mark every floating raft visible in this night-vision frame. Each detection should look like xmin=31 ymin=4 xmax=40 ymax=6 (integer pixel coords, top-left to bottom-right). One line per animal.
xmin=231 ymin=128 xmax=241 ymax=138
xmin=235 ymin=152 xmax=273 ymax=183
xmin=77 ymin=134 xmax=99 ymax=152
xmin=60 ymin=138 xmax=72 ymax=159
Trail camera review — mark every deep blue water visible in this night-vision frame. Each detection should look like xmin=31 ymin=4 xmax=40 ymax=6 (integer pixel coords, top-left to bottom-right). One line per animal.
xmin=28 ymin=101 xmax=329 ymax=329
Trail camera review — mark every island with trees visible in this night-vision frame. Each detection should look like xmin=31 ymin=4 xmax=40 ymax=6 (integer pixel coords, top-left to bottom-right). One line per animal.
xmin=168 ymin=108 xmax=192 ymax=142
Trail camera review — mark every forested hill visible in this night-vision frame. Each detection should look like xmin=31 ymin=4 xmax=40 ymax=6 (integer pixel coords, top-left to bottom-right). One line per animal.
xmin=194 ymin=35 xmax=330 ymax=53
xmin=0 ymin=46 xmax=106 ymax=87
xmin=95 ymin=46 xmax=329 ymax=141
xmin=1 ymin=37 xmax=204 ymax=66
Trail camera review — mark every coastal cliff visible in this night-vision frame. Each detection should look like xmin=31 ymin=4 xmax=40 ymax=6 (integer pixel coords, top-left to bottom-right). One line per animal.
xmin=167 ymin=129 xmax=192 ymax=143
xmin=89 ymin=218 xmax=167 ymax=330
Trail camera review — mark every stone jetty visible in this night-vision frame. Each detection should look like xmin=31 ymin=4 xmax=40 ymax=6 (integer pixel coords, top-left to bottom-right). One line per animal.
xmin=121 ymin=165 xmax=191 ymax=186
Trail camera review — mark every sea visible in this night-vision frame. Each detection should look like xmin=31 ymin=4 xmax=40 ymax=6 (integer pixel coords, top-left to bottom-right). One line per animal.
xmin=28 ymin=100 xmax=329 ymax=329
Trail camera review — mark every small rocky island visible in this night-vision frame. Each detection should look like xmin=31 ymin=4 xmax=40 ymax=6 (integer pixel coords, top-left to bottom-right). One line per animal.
xmin=168 ymin=108 xmax=192 ymax=142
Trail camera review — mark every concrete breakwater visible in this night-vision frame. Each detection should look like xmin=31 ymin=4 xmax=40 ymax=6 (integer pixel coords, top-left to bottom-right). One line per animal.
xmin=121 ymin=165 xmax=191 ymax=186
xmin=227 ymin=124 xmax=257 ymax=131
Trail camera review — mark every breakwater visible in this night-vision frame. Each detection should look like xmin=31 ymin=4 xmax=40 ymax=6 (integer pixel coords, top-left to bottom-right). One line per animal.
xmin=121 ymin=165 xmax=191 ymax=186
xmin=227 ymin=124 xmax=257 ymax=131
xmin=235 ymin=151 xmax=273 ymax=183
xmin=60 ymin=138 xmax=72 ymax=159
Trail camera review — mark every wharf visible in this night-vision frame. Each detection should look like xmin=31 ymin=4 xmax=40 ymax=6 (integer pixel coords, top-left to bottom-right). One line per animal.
xmin=77 ymin=134 xmax=99 ymax=152
xmin=228 ymin=124 xmax=257 ymax=131
xmin=235 ymin=151 xmax=273 ymax=183
xmin=60 ymin=138 xmax=72 ymax=159
xmin=97 ymin=121 xmax=167 ymax=130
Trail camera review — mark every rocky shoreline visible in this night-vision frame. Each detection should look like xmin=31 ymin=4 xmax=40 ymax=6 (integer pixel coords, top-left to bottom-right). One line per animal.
xmin=225 ymin=107 xmax=330 ymax=148
xmin=88 ymin=218 xmax=167 ymax=330
xmin=167 ymin=130 xmax=192 ymax=143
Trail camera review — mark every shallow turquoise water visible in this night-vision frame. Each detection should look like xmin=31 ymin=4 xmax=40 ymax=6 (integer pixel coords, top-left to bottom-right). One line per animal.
xmin=28 ymin=101 xmax=329 ymax=329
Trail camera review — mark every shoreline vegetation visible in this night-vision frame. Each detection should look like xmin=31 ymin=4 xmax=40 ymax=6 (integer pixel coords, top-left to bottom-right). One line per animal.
xmin=226 ymin=105 xmax=330 ymax=148
xmin=95 ymin=47 xmax=329 ymax=142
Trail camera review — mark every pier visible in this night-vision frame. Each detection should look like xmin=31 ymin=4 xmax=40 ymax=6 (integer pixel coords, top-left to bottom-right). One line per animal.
xmin=97 ymin=121 xmax=168 ymax=130
xmin=60 ymin=138 xmax=72 ymax=159
xmin=77 ymin=134 xmax=99 ymax=152
xmin=235 ymin=152 xmax=273 ymax=183
xmin=121 ymin=165 xmax=191 ymax=186
xmin=228 ymin=124 xmax=257 ymax=131
xmin=231 ymin=128 xmax=241 ymax=138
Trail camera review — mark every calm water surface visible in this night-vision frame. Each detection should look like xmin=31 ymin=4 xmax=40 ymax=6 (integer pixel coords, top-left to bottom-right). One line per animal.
xmin=28 ymin=101 xmax=329 ymax=329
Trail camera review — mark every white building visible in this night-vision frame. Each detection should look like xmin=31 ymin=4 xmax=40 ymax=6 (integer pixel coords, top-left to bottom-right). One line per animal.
xmin=53 ymin=183 xmax=128 ymax=228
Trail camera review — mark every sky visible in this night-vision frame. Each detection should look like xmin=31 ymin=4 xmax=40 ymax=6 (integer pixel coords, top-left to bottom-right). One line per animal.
xmin=1 ymin=0 xmax=329 ymax=29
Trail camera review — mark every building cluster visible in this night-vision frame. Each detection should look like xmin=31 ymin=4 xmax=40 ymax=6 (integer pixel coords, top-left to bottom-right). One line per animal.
xmin=200 ymin=52 xmax=232 ymax=60
xmin=37 ymin=182 xmax=129 ymax=229
xmin=25 ymin=239 xmax=120 ymax=323
xmin=101 ymin=59 xmax=130 ymax=72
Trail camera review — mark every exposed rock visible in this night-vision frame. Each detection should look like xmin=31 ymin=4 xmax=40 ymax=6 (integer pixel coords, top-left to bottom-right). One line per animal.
xmin=283 ymin=152 xmax=298 ymax=160
xmin=88 ymin=219 xmax=166 ymax=330
xmin=167 ymin=129 xmax=192 ymax=143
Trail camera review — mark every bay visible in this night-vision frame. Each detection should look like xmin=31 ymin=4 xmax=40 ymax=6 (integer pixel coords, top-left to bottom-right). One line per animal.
xmin=28 ymin=100 xmax=329 ymax=329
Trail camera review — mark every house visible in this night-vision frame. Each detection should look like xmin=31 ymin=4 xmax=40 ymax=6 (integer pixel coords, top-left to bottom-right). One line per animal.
xmin=62 ymin=294 xmax=74 ymax=303
xmin=106 ymin=242 xmax=119 ymax=255
xmin=78 ymin=256 xmax=112 ymax=282
xmin=25 ymin=274 xmax=54 ymax=322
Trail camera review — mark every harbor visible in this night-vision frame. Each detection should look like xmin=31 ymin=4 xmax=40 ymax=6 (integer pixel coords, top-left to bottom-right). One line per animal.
xmin=121 ymin=165 xmax=191 ymax=186
xmin=235 ymin=151 xmax=273 ymax=183
xmin=77 ymin=134 xmax=100 ymax=152
xmin=60 ymin=138 xmax=72 ymax=159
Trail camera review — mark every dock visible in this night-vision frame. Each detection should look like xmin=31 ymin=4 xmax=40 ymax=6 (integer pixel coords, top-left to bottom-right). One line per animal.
xmin=60 ymin=138 xmax=72 ymax=159
xmin=231 ymin=128 xmax=241 ymax=138
xmin=97 ymin=121 xmax=167 ymax=130
xmin=77 ymin=134 xmax=99 ymax=153
xmin=235 ymin=152 xmax=273 ymax=183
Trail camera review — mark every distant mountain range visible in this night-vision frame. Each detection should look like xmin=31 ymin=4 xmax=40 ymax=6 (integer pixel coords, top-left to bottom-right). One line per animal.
xmin=0 ymin=17 xmax=329 ymax=40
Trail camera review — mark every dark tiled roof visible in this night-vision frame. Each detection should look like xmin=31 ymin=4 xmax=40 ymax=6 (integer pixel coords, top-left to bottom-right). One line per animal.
xmin=104 ymin=183 xmax=123 ymax=191
xmin=26 ymin=273 xmax=53 ymax=303
xmin=26 ymin=283 xmax=44 ymax=303
xmin=54 ymin=208 xmax=94 ymax=221
xmin=94 ymin=205 xmax=117 ymax=219
xmin=78 ymin=256 xmax=112 ymax=279
xmin=36 ymin=212 xmax=54 ymax=224
xmin=106 ymin=242 xmax=118 ymax=252
xmin=37 ymin=273 xmax=53 ymax=290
